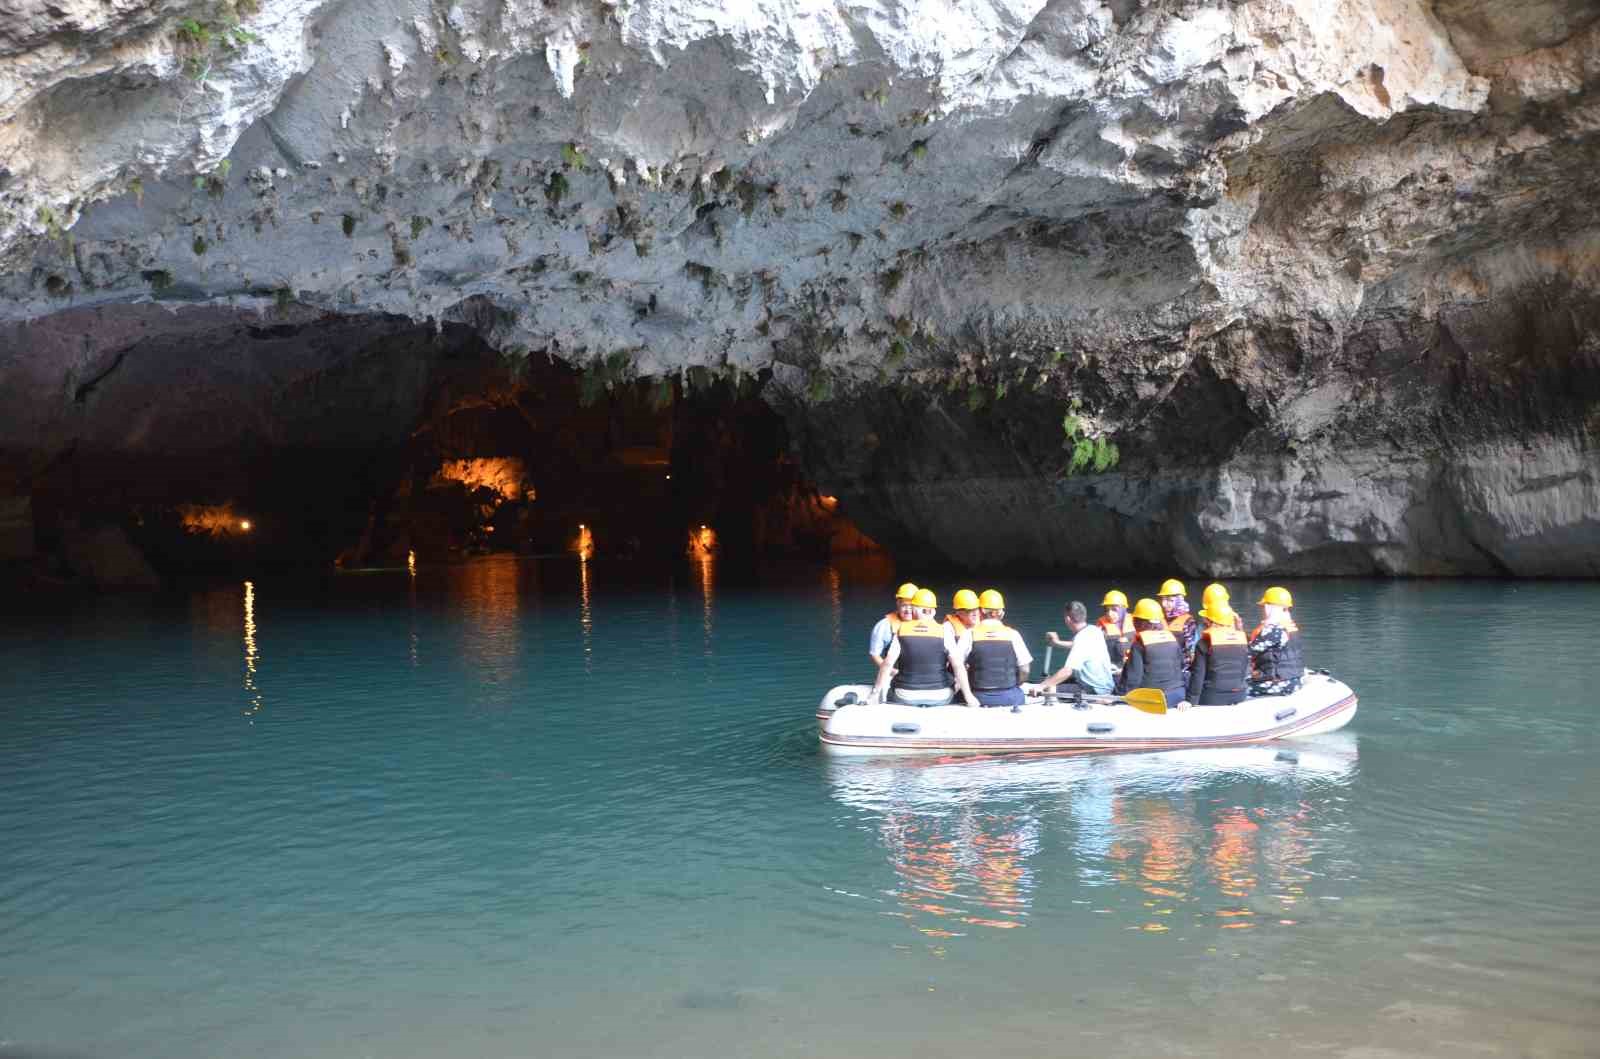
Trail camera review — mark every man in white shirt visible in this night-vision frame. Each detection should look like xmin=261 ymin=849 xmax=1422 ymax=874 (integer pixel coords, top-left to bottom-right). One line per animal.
xmin=1028 ymin=601 xmax=1115 ymax=696
xmin=870 ymin=589 xmax=979 ymax=707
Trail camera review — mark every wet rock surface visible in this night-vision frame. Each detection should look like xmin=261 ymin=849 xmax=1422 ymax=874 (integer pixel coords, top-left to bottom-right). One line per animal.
xmin=1 ymin=0 xmax=1598 ymax=575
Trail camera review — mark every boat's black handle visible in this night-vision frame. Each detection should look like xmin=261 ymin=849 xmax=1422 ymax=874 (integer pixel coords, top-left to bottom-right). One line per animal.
xmin=1087 ymin=722 xmax=1115 ymax=734
xmin=891 ymin=722 xmax=920 ymax=734
xmin=1274 ymin=707 xmax=1297 ymax=721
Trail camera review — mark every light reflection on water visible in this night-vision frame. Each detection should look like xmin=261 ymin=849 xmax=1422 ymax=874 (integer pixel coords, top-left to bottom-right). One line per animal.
xmin=828 ymin=738 xmax=1357 ymax=948
xmin=0 ymin=561 xmax=1597 ymax=1059
xmin=241 ymin=580 xmax=262 ymax=720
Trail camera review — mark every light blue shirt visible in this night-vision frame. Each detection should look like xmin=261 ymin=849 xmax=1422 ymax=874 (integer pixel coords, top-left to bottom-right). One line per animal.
xmin=869 ymin=616 xmax=896 ymax=659
xmin=1063 ymin=624 xmax=1116 ymax=694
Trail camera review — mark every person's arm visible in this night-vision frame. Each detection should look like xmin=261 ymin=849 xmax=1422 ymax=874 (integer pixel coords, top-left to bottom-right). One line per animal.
xmin=1012 ymin=630 xmax=1033 ymax=685
xmin=1186 ymin=639 xmax=1209 ymax=703
xmin=1248 ymin=625 xmax=1285 ymax=654
xmin=869 ymin=618 xmax=890 ymax=667
xmin=869 ymin=637 xmax=901 ymax=703
xmin=943 ymin=627 xmax=978 ymax=706
xmin=1118 ymin=640 xmax=1144 ymax=694
xmin=1033 ymin=659 xmax=1076 ymax=692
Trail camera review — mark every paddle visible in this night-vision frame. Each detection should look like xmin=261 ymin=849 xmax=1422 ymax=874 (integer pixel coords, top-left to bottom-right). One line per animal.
xmin=1123 ymin=687 xmax=1168 ymax=714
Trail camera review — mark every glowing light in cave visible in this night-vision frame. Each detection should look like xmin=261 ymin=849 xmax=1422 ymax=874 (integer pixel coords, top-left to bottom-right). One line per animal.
xmin=179 ymin=504 xmax=250 ymax=537
xmin=433 ymin=458 xmax=532 ymax=501
xmin=688 ymin=524 xmax=717 ymax=558
xmin=575 ymin=524 xmax=595 ymax=560
xmin=819 ymin=495 xmax=839 ymax=510
xmin=407 ymin=549 xmax=417 ymax=577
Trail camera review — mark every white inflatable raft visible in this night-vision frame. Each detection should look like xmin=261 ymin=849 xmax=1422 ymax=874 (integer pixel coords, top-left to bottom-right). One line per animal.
xmin=817 ymin=673 xmax=1357 ymax=756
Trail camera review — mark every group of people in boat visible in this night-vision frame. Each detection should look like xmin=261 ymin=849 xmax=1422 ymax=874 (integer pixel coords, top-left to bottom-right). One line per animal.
xmin=866 ymin=580 xmax=1304 ymax=710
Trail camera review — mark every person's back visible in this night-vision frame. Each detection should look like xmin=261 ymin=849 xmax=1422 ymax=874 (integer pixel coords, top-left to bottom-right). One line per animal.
xmin=1248 ymin=586 xmax=1304 ymax=696
xmin=1118 ymin=598 xmax=1187 ymax=708
xmin=965 ymin=590 xmax=1032 ymax=707
xmin=870 ymin=590 xmax=979 ymax=708
xmin=1187 ymin=605 xmax=1249 ymax=705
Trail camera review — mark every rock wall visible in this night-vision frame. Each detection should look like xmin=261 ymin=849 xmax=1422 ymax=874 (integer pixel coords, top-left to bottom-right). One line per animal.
xmin=1 ymin=0 xmax=1598 ymax=575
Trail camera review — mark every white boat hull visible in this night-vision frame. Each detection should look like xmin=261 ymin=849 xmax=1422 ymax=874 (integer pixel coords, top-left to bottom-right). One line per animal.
xmin=816 ymin=673 xmax=1357 ymax=756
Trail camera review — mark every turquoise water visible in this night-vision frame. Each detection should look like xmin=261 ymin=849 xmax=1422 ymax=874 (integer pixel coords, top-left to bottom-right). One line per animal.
xmin=2 ymin=557 xmax=1597 ymax=1058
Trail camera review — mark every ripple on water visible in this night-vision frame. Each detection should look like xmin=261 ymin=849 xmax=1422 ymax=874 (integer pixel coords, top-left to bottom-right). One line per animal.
xmin=0 ymin=567 xmax=1598 ymax=1059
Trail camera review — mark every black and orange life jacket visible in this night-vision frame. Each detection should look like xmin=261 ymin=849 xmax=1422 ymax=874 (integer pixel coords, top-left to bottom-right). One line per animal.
xmin=1132 ymin=627 xmax=1185 ymax=701
xmin=1098 ymin=613 xmax=1135 ymax=667
xmin=966 ymin=619 xmax=1021 ymax=692
xmin=1249 ymin=617 xmax=1303 ymax=682
xmin=892 ymin=618 xmax=950 ymax=691
xmin=1196 ymin=626 xmax=1249 ymax=703
xmin=943 ymin=613 xmax=971 ymax=636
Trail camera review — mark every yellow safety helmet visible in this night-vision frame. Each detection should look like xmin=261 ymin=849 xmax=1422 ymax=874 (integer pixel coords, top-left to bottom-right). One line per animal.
xmin=1158 ymin=578 xmax=1187 ymax=598
xmin=1200 ymin=604 xmax=1235 ymax=626
xmin=1202 ymin=583 xmax=1230 ymax=610
xmin=911 ymin=588 xmax=937 ymax=609
xmin=952 ymin=588 xmax=980 ymax=610
xmin=978 ymin=589 xmax=1005 ymax=610
xmin=1131 ymin=597 xmax=1165 ymax=623
xmin=1101 ymin=589 xmax=1129 ymax=608
xmin=1258 ymin=586 xmax=1294 ymax=607
xmin=895 ymin=582 xmax=919 ymax=601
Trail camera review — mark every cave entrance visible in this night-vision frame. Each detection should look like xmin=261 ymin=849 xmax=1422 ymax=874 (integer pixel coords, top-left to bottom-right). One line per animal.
xmin=2 ymin=308 xmax=877 ymax=585
xmin=357 ymin=353 xmax=878 ymax=568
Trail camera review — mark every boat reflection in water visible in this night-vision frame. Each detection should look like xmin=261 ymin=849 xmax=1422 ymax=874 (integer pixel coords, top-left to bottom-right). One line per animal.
xmin=826 ymin=736 xmax=1358 ymax=947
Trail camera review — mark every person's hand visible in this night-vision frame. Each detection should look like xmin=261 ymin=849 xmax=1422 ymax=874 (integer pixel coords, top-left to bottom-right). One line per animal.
xmin=1022 ymin=682 xmax=1040 ymax=695
xmin=1175 ymin=700 xmax=1191 ymax=711
xmin=1046 ymin=631 xmax=1067 ymax=647
xmin=962 ymin=694 xmax=979 ymax=708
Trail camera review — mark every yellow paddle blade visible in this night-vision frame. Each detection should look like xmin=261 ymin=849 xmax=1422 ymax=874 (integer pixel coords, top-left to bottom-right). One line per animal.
xmin=1123 ymin=688 xmax=1168 ymax=714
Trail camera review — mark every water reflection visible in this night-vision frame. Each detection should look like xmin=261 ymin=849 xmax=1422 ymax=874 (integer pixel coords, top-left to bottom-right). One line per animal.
xmin=826 ymin=565 xmax=843 ymax=657
xmin=828 ymin=737 xmax=1358 ymax=946
xmin=242 ymin=581 xmax=263 ymax=721
xmin=696 ymin=551 xmax=714 ymax=657
xmin=578 ymin=555 xmax=593 ymax=675
xmin=457 ymin=555 xmax=521 ymax=687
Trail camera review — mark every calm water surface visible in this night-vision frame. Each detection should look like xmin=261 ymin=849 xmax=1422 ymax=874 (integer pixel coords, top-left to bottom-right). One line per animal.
xmin=1 ymin=558 xmax=1597 ymax=1058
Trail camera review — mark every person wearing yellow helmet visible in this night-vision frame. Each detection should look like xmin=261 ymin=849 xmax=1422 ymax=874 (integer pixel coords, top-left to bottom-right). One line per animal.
xmin=1248 ymin=586 xmax=1304 ymax=696
xmin=870 ymin=588 xmax=979 ymax=708
xmin=1116 ymin=597 xmax=1189 ymax=709
xmin=1202 ymin=583 xmax=1246 ymax=632
xmin=958 ymin=589 xmax=1033 ymax=707
xmin=1095 ymin=589 xmax=1135 ymax=670
xmin=1186 ymin=601 xmax=1249 ymax=706
xmin=1157 ymin=578 xmax=1199 ymax=675
xmin=944 ymin=588 xmax=981 ymax=637
xmin=869 ymin=582 xmax=920 ymax=668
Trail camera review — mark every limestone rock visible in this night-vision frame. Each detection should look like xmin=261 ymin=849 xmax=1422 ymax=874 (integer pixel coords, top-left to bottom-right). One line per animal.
xmin=0 ymin=0 xmax=1597 ymax=574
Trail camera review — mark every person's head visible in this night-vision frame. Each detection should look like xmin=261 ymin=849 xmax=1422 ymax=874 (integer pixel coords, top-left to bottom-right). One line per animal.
xmin=1257 ymin=586 xmax=1292 ymax=621
xmin=952 ymin=588 xmax=980 ymax=625
xmin=1064 ymin=600 xmax=1089 ymax=632
xmin=1202 ymin=583 xmax=1229 ymax=612
xmin=894 ymin=581 xmax=919 ymax=619
xmin=1101 ymin=589 xmax=1128 ymax=621
xmin=978 ymin=589 xmax=1005 ymax=621
xmin=1131 ymin=597 xmax=1165 ymax=631
xmin=912 ymin=588 xmax=938 ymax=620
xmin=1199 ymin=602 xmax=1235 ymax=628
